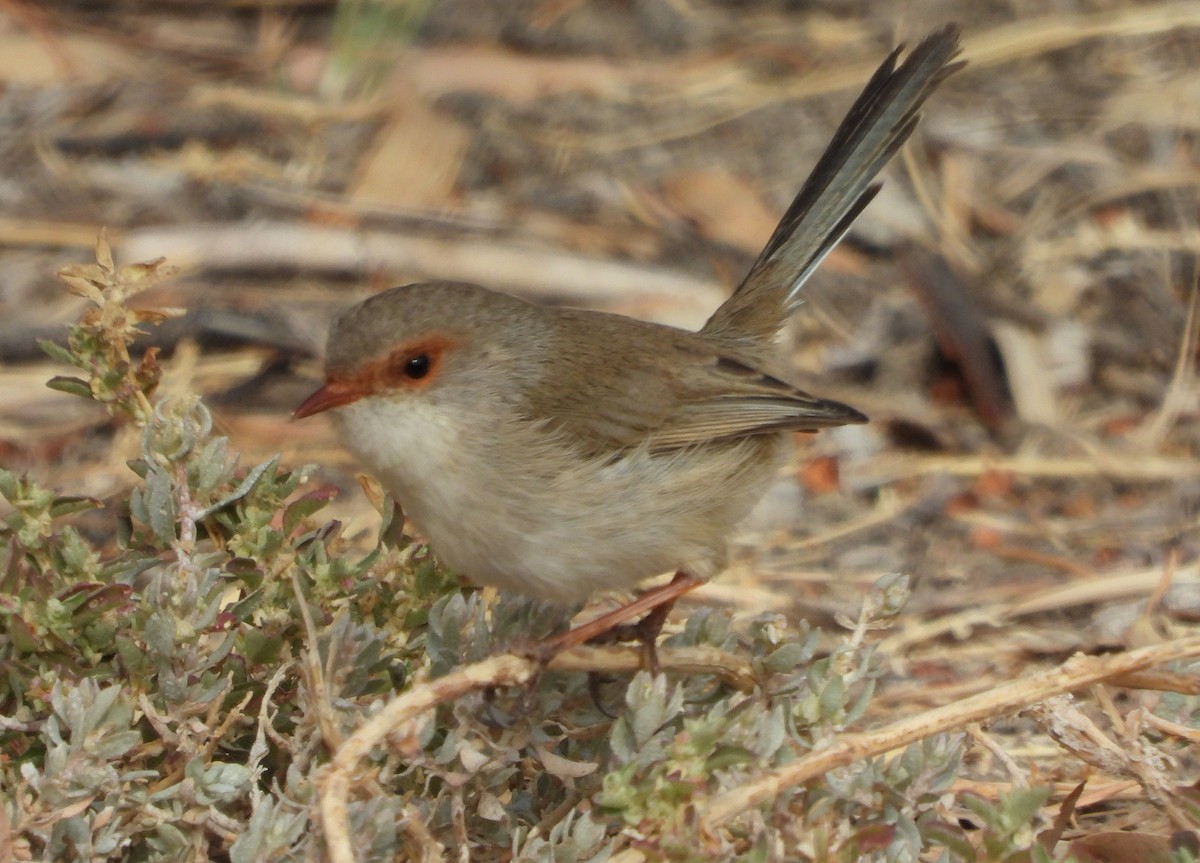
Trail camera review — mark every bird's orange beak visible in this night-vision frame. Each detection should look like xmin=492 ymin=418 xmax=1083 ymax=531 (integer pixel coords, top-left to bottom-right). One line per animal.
xmin=293 ymin=379 xmax=365 ymax=419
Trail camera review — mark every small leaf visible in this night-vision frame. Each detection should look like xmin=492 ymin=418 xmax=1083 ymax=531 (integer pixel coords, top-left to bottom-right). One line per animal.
xmin=95 ymin=230 xmax=114 ymax=272
xmin=0 ymin=469 xmax=17 ymax=501
xmin=1004 ymin=786 xmax=1052 ymax=830
xmin=610 ymin=716 xmax=636 ymax=764
xmin=134 ymin=346 xmax=164 ymax=394
xmin=198 ymin=630 xmax=239 ymax=672
xmin=283 ymin=485 xmax=339 ymax=536
xmin=50 ymin=496 xmax=103 ymax=518
xmin=144 ymin=611 xmax=176 ymax=658
xmin=38 ymin=339 xmax=77 ymax=365
xmin=93 ymin=727 xmax=142 ymax=760
xmin=228 ymin=587 xmax=265 ymax=621
xmin=763 ymin=641 xmax=810 ymax=674
xmin=752 ymin=704 xmax=786 ymax=759
xmin=707 ymin=744 xmax=756 ymax=771
xmin=46 ymin=376 xmax=95 ymax=399
xmin=961 ymin=793 xmax=1001 ymax=828
xmin=59 ymin=273 xmax=104 ymax=304
xmin=188 ymin=759 xmax=251 ymax=805
xmin=1069 ymin=831 xmax=1174 ymax=863
xmin=9 ymin=616 xmax=41 ymax=653
xmin=196 ymin=455 xmax=281 ymax=521
xmin=817 ymin=673 xmax=847 ymax=719
xmin=120 ymin=257 xmax=173 ymax=284
xmin=921 ymin=819 xmax=975 ymax=858
xmin=377 ymin=494 xmax=406 ymax=548
xmin=145 ymin=469 xmax=178 ymax=545
xmin=840 ymin=824 xmax=895 ymax=855
xmin=229 ymin=798 xmax=307 ymax=863
xmin=239 ymin=627 xmax=283 ymax=665
xmin=869 ymin=571 xmax=911 ymax=617
xmin=195 ymin=437 xmax=231 ymax=495
xmin=68 ymin=584 xmax=133 ymax=625
xmin=534 ymin=745 xmax=599 ymax=779
xmin=845 ymin=678 xmax=876 ymax=725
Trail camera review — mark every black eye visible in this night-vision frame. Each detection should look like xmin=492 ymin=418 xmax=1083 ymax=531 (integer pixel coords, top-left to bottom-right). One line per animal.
xmin=404 ymin=354 xmax=431 ymax=379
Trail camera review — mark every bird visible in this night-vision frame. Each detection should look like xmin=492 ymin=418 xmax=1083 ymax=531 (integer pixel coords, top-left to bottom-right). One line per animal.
xmin=296 ymin=24 xmax=963 ymax=663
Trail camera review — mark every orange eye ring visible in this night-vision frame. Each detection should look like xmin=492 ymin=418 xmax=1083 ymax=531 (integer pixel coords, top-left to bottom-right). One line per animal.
xmin=378 ymin=334 xmax=458 ymax=391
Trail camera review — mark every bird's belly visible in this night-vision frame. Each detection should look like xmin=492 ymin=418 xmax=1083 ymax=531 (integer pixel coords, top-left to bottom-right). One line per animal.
xmin=394 ymin=435 xmax=789 ymax=604
xmin=332 ymin=400 xmax=787 ymax=603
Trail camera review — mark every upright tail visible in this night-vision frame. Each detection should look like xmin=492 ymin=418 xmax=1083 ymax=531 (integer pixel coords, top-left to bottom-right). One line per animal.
xmin=699 ymin=24 xmax=963 ymax=355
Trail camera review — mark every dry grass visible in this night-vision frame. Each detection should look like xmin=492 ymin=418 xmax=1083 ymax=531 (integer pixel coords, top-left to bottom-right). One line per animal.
xmin=2 ymin=2 xmax=1200 ymax=861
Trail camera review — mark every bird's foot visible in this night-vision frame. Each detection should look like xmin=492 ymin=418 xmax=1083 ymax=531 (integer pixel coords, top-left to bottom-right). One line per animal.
xmin=532 ymin=571 xmax=702 ymax=674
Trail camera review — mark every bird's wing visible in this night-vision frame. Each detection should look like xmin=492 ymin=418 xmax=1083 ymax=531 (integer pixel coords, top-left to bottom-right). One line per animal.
xmin=646 ymin=370 xmax=865 ymax=450
xmin=526 ymin=311 xmax=864 ymax=454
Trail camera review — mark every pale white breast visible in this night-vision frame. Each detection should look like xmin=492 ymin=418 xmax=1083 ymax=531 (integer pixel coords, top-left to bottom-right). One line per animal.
xmin=331 ymin=396 xmax=787 ymax=603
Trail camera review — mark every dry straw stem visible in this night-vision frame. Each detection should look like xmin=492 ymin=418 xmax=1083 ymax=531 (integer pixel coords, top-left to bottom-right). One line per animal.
xmin=788 ymin=5 xmax=1200 ymax=95
xmin=858 ymin=452 xmax=1200 ymax=485
xmin=531 ymin=3 xmax=1200 ymax=154
xmin=550 ymin=644 xmax=756 ymax=691
xmin=959 ymin=3 xmax=1200 ymax=68
xmin=767 ymin=5 xmax=1200 ymax=103
xmin=117 ymin=223 xmax=726 ymax=329
xmin=319 ymin=637 xmax=1200 ymax=863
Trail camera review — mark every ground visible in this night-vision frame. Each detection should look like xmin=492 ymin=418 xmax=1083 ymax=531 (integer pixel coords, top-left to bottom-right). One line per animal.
xmin=1 ymin=1 xmax=1199 ymax=860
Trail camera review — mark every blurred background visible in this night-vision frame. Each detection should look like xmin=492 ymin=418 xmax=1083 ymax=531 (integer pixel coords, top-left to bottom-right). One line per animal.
xmin=1 ymin=2 xmax=1199 ymax=669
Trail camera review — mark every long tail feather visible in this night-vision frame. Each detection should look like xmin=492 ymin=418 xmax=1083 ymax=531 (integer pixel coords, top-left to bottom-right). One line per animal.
xmin=700 ymin=24 xmax=963 ymax=353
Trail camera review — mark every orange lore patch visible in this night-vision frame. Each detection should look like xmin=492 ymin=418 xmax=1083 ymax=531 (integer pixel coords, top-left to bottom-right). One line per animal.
xmin=294 ymin=333 xmax=459 ymax=418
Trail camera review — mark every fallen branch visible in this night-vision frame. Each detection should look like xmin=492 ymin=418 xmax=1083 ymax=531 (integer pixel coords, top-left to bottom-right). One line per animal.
xmin=119 ymin=223 xmax=725 ymax=329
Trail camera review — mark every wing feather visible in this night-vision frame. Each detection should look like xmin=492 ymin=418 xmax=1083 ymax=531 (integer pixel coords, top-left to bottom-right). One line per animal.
xmin=529 ymin=309 xmax=864 ymax=455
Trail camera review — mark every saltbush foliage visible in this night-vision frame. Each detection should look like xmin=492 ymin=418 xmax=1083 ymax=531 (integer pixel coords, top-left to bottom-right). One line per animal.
xmin=1 ymin=241 xmax=1081 ymax=861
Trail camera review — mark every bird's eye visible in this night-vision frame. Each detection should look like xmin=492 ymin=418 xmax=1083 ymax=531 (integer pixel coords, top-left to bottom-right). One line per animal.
xmin=404 ymin=354 xmax=431 ymax=379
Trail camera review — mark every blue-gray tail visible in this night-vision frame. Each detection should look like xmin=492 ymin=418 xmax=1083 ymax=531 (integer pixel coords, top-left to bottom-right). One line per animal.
xmin=700 ymin=24 xmax=963 ymax=355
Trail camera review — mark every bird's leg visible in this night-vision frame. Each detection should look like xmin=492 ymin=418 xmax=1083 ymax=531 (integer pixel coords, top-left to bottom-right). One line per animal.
xmin=604 ymin=596 xmax=678 ymax=676
xmin=580 ymin=591 xmax=684 ymax=713
xmin=587 ymin=672 xmax=621 ymax=719
xmin=535 ymin=571 xmax=702 ymax=672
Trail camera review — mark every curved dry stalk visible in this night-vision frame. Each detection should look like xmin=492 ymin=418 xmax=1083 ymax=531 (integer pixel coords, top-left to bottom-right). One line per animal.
xmin=321 ymin=654 xmax=538 ymax=863
xmin=550 ymin=644 xmax=756 ymax=691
